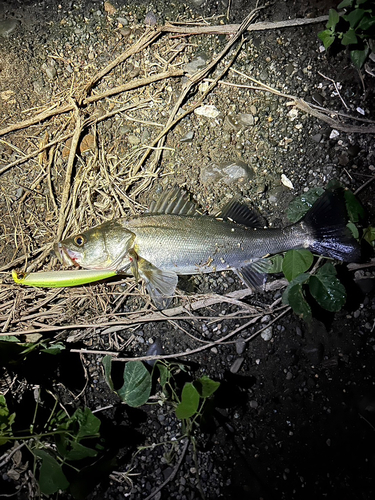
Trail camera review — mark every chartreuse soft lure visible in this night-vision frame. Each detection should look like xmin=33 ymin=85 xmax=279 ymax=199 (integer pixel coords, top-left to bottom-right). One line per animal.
xmin=12 ymin=269 xmax=117 ymax=288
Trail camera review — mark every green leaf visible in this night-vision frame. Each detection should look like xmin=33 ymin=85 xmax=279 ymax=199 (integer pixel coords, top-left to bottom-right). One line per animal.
xmin=74 ymin=408 xmax=101 ymax=440
xmin=363 ymin=226 xmax=375 ymax=246
xmin=0 ymin=395 xmax=15 ymax=445
xmin=287 ymin=187 xmax=325 ymax=223
xmin=318 ymin=29 xmax=336 ymax=49
xmin=0 ymin=335 xmax=19 ymax=342
xmin=61 ymin=441 xmax=98 ymax=461
xmin=338 ymin=0 xmax=354 ymax=8
xmin=347 ymin=222 xmax=359 ymax=239
xmin=357 ymin=13 xmax=375 ymax=31
xmin=282 ymin=278 xmax=312 ymax=321
xmin=282 ymin=250 xmax=314 ymax=282
xmin=318 ymin=262 xmax=337 ymax=276
xmin=350 ymin=46 xmax=370 ymax=67
xmin=118 ymin=361 xmax=151 ymax=407
xmin=34 ymin=449 xmax=69 ymax=495
xmin=194 ymin=376 xmax=220 ymax=399
xmin=41 ymin=342 xmax=65 ymax=355
xmin=309 ymin=265 xmax=346 ymax=312
xmin=342 ymin=27 xmax=358 ymax=45
xmin=102 ymin=355 xmax=115 ymax=392
xmin=175 ymin=383 xmax=200 ymax=420
xmin=344 ymin=189 xmax=365 ymax=222
xmin=327 ymin=9 xmax=340 ymax=29
xmin=157 ymin=363 xmax=169 ymax=387
xmin=344 ymin=9 xmax=366 ymax=28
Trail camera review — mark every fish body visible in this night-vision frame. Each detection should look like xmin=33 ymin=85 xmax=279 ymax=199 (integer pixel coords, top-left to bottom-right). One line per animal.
xmin=124 ymin=213 xmax=308 ymax=274
xmin=55 ymin=188 xmax=360 ymax=306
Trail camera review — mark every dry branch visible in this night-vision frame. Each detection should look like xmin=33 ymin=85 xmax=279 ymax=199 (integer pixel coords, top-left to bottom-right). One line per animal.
xmin=161 ymin=15 xmax=329 ymax=35
xmin=83 ymin=28 xmax=161 ymax=96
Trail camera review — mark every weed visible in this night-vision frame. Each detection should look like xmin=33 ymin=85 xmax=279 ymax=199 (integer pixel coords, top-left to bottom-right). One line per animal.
xmin=318 ymin=0 xmax=375 ymax=68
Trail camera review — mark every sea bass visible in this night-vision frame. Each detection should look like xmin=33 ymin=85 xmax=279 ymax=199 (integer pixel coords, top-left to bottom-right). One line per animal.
xmin=54 ymin=187 xmax=360 ymax=306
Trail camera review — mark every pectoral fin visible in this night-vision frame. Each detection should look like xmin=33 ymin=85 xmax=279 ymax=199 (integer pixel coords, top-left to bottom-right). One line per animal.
xmin=134 ymin=255 xmax=178 ymax=309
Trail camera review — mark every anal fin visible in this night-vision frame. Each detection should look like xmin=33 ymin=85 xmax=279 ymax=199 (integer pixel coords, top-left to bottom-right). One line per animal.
xmin=236 ymin=258 xmax=273 ymax=291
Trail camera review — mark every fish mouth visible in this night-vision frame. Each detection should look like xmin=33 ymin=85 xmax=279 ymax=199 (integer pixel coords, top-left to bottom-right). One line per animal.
xmin=54 ymin=242 xmax=81 ymax=267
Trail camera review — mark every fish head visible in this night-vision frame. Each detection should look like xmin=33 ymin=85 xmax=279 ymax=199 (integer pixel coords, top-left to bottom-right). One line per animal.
xmin=54 ymin=220 xmax=135 ymax=271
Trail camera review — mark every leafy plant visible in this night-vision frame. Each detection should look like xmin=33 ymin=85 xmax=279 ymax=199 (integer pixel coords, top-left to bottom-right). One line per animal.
xmin=281 ymin=256 xmax=347 ymax=321
xmin=0 ymin=395 xmax=16 ymax=446
xmin=103 ymin=357 xmax=220 ymax=434
xmin=0 ymin=393 xmax=105 ymax=496
xmin=318 ymin=0 xmax=375 ymax=68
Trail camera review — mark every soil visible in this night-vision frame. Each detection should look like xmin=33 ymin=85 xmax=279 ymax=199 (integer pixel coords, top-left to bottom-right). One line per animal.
xmin=0 ymin=1 xmax=374 ymax=499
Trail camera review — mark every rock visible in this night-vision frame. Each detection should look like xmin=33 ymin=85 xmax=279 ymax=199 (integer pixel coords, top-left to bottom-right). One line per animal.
xmin=180 ymin=130 xmax=194 ymax=143
xmin=261 ymin=327 xmax=272 ymax=341
xmin=230 ymin=357 xmax=244 ymax=374
xmin=0 ymin=19 xmax=19 ymax=37
xmin=201 ymin=160 xmax=253 ymax=185
xmin=311 ymin=133 xmax=322 ymax=143
xmin=144 ymin=11 xmax=157 ymax=26
xmin=235 ymin=340 xmax=246 ymax=355
xmin=194 ymin=105 xmax=220 ymax=119
xmin=185 ymin=54 xmax=209 ymax=74
xmin=128 ymin=134 xmax=141 ymax=145
xmin=43 ymin=63 xmax=57 ymax=80
xmin=238 ymin=113 xmax=254 ymax=127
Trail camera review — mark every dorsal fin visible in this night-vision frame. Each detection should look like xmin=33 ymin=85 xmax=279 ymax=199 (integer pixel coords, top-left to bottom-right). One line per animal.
xmin=217 ymin=200 xmax=265 ymax=228
xmin=148 ymin=186 xmax=200 ymax=215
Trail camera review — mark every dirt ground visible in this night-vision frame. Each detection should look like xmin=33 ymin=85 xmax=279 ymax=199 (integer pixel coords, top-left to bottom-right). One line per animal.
xmin=0 ymin=0 xmax=375 ymax=499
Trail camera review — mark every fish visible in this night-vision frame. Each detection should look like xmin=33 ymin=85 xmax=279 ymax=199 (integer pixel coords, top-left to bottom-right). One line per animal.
xmin=54 ymin=187 xmax=361 ymax=307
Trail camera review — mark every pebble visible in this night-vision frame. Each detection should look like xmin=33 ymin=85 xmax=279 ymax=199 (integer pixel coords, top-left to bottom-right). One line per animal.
xmin=201 ymin=159 xmax=254 ymax=185
xmin=42 ymin=62 xmax=57 ymax=80
xmin=261 ymin=327 xmax=273 ymax=341
xmin=128 ymin=134 xmax=141 ymax=145
xmin=238 ymin=113 xmax=254 ymax=127
xmin=144 ymin=11 xmax=157 ymax=26
xmin=311 ymin=133 xmax=322 ymax=143
xmin=230 ymin=357 xmax=244 ymax=374
xmin=180 ymin=130 xmax=194 ymax=143
xmin=0 ymin=19 xmax=19 ymax=36
xmin=120 ymin=27 xmax=131 ymax=37
xmin=185 ymin=54 xmax=208 ymax=74
xmin=194 ymin=105 xmax=220 ymax=119
xmin=249 ymin=400 xmax=258 ymax=409
xmin=117 ymin=17 xmax=129 ymax=26
xmin=329 ymin=129 xmax=339 ymax=140
xmin=235 ymin=340 xmax=246 ymax=355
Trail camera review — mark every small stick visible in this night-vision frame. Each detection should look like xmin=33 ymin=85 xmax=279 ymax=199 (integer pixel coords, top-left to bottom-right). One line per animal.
xmin=143 ymin=439 xmax=189 ymax=500
xmin=317 ymin=71 xmax=349 ymax=110
xmin=83 ymin=28 xmax=161 ymax=97
xmin=56 ymin=102 xmax=82 ymax=241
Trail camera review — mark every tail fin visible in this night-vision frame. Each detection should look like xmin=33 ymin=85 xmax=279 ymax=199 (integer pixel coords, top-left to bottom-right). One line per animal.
xmin=302 ymin=189 xmax=361 ymax=262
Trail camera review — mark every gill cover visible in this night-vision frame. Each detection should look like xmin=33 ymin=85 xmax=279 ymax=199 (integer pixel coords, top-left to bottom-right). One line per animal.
xmin=56 ymin=220 xmax=136 ymax=270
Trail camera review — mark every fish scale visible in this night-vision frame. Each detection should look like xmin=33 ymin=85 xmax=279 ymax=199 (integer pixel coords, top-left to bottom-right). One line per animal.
xmin=125 ymin=214 xmax=310 ymax=275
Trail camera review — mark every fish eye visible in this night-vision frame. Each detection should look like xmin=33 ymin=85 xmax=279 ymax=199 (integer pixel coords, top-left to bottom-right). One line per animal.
xmin=74 ymin=235 xmax=85 ymax=247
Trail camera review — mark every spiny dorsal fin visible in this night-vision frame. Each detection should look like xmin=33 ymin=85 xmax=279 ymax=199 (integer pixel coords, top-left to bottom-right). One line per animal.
xmin=148 ymin=186 xmax=200 ymax=216
xmin=217 ymin=200 xmax=265 ymax=228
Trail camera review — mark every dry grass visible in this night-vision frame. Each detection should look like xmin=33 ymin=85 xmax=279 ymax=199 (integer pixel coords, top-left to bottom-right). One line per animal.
xmin=0 ymin=9 xmax=373 ymax=353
